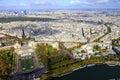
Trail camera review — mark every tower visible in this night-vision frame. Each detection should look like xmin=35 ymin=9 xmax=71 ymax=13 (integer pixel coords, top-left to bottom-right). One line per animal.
xmin=22 ymin=29 xmax=26 ymax=39
xmin=81 ymin=28 xmax=84 ymax=37
xmin=28 ymin=29 xmax=32 ymax=39
xmin=90 ymin=28 xmax=92 ymax=35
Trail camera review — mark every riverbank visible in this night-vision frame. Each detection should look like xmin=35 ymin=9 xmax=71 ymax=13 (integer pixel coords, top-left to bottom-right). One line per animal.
xmin=55 ymin=63 xmax=97 ymax=78
xmin=39 ymin=54 xmax=120 ymax=80
xmin=45 ymin=61 xmax=120 ymax=80
xmin=105 ymin=61 xmax=120 ymax=66
xmin=51 ymin=64 xmax=120 ymax=80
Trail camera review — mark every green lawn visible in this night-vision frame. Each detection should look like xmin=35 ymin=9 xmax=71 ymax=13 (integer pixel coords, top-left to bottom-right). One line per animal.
xmin=21 ymin=56 xmax=34 ymax=72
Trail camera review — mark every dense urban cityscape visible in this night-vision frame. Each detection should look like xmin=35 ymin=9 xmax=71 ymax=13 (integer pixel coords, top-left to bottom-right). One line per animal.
xmin=0 ymin=9 xmax=120 ymax=80
xmin=0 ymin=0 xmax=120 ymax=80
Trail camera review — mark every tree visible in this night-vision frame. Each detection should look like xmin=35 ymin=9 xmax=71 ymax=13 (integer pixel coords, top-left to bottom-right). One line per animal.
xmin=0 ymin=49 xmax=15 ymax=80
xmin=93 ymin=44 xmax=101 ymax=51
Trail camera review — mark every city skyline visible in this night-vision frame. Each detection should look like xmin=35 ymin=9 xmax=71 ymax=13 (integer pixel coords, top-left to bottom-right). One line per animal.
xmin=0 ymin=0 xmax=120 ymax=10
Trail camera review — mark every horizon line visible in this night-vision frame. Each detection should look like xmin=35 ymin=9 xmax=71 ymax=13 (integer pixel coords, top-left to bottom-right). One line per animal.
xmin=0 ymin=8 xmax=120 ymax=11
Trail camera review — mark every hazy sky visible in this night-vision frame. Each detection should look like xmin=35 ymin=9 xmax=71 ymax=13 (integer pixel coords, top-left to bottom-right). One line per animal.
xmin=0 ymin=0 xmax=120 ymax=10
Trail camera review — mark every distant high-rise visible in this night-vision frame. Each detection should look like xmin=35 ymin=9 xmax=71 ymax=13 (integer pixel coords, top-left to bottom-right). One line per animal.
xmin=24 ymin=10 xmax=27 ymax=15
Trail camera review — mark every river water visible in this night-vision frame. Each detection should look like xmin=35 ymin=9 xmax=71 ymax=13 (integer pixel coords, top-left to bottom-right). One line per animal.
xmin=52 ymin=64 xmax=120 ymax=80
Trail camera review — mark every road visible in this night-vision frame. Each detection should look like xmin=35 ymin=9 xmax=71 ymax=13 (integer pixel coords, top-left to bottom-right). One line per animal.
xmin=59 ymin=42 xmax=71 ymax=55
xmin=37 ymin=40 xmax=87 ymax=44
xmin=12 ymin=68 xmax=44 ymax=80
xmin=0 ymin=45 xmax=14 ymax=50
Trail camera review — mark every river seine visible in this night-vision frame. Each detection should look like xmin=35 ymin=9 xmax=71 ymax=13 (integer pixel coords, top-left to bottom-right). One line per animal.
xmin=52 ymin=64 xmax=120 ymax=80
